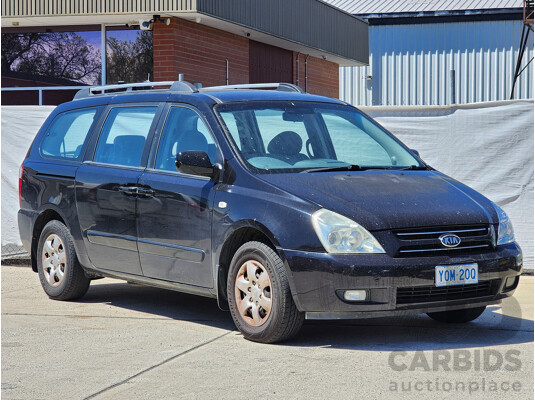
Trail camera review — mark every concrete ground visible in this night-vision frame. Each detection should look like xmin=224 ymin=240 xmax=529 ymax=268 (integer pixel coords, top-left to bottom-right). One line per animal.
xmin=2 ymin=264 xmax=533 ymax=400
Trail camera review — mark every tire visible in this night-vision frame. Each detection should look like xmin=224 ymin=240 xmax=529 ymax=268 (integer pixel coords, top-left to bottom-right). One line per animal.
xmin=36 ymin=220 xmax=90 ymax=300
xmin=227 ymin=241 xmax=304 ymax=343
xmin=427 ymin=306 xmax=486 ymax=323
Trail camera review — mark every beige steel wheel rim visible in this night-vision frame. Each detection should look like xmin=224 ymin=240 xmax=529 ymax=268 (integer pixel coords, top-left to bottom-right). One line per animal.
xmin=234 ymin=260 xmax=273 ymax=327
xmin=41 ymin=234 xmax=66 ymax=287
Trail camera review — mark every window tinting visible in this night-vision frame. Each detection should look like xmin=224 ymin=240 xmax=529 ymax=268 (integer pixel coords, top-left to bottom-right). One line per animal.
xmin=93 ymin=106 xmax=157 ymax=167
xmin=40 ymin=108 xmax=98 ymax=160
xmin=155 ymin=107 xmax=216 ymax=172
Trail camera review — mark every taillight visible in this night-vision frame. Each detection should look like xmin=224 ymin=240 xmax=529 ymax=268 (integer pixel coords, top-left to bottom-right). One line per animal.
xmin=18 ymin=164 xmax=23 ymax=206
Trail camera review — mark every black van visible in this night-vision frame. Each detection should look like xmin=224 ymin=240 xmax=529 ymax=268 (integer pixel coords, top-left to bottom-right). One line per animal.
xmin=18 ymin=81 xmax=522 ymax=343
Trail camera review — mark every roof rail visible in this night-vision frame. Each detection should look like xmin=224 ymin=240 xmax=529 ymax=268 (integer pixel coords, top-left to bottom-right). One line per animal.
xmin=73 ymin=80 xmax=197 ymax=100
xmin=199 ymin=82 xmax=304 ymax=93
xmin=72 ymin=81 xmax=305 ymax=100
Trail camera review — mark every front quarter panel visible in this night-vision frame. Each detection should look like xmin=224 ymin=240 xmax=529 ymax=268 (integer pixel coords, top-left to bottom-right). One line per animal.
xmin=212 ymin=158 xmax=323 ymax=263
xmin=213 ymin=171 xmax=322 ymax=253
xmin=212 ymin=162 xmax=324 ymax=309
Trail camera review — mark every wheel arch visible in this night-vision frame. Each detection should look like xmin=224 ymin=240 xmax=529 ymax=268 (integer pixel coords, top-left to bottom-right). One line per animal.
xmin=215 ymin=221 xmax=285 ymax=310
xmin=30 ymin=207 xmax=69 ymax=272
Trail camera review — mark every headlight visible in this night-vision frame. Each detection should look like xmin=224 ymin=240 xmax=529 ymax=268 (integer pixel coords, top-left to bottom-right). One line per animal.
xmin=311 ymin=209 xmax=385 ymax=254
xmin=492 ymin=203 xmax=515 ymax=245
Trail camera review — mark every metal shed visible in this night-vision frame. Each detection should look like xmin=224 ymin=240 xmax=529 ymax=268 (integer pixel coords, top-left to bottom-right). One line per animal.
xmin=325 ymin=0 xmax=534 ymax=105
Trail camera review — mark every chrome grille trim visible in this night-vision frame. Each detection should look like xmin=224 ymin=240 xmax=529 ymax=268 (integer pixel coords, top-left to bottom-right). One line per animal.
xmin=393 ymin=225 xmax=493 ymax=257
xmin=396 ymin=227 xmax=488 ymax=236
xmin=398 ymin=244 xmax=490 ymax=254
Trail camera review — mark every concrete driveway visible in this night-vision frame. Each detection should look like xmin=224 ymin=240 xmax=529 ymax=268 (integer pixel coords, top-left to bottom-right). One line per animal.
xmin=2 ymin=265 xmax=533 ymax=399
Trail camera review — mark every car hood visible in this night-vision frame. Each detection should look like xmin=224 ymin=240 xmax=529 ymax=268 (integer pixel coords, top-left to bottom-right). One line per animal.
xmin=259 ymin=170 xmax=497 ymax=231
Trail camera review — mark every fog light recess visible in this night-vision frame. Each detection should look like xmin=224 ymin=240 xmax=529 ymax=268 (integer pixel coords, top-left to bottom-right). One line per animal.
xmin=343 ymin=290 xmax=367 ymax=302
xmin=504 ymin=276 xmax=519 ymax=291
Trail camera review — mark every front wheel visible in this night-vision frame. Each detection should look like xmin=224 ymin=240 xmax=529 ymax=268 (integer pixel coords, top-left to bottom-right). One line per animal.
xmin=427 ymin=306 xmax=486 ymax=323
xmin=227 ymin=241 xmax=304 ymax=343
xmin=37 ymin=220 xmax=90 ymax=300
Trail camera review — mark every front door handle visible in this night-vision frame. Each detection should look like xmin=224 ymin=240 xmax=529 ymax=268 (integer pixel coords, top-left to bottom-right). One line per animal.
xmin=136 ymin=187 xmax=155 ymax=197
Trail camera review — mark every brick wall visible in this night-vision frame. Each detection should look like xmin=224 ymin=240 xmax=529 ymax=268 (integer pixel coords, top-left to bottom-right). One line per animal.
xmin=153 ymin=17 xmax=249 ymax=87
xmin=293 ymin=52 xmax=339 ymax=99
xmin=153 ymin=17 xmax=339 ymax=98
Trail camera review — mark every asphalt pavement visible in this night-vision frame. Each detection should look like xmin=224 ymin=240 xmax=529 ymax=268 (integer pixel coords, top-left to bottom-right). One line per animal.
xmin=2 ymin=264 xmax=533 ymax=399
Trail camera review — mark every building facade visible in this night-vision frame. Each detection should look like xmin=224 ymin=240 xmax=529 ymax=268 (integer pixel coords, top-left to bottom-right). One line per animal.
xmin=152 ymin=16 xmax=342 ymax=98
xmin=1 ymin=0 xmax=368 ymax=104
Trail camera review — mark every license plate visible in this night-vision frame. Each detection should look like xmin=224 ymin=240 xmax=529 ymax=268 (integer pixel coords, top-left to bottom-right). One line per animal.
xmin=435 ymin=263 xmax=478 ymax=287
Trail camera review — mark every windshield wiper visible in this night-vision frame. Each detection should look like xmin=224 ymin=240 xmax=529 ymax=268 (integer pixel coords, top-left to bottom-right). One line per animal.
xmin=300 ymin=165 xmax=364 ymax=173
xmin=300 ymin=164 xmax=431 ymax=173
xmin=399 ymin=165 xmax=430 ymax=170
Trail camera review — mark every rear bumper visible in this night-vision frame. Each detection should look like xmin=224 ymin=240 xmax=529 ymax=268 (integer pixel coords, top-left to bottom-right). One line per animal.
xmin=281 ymin=242 xmax=522 ymax=318
xmin=17 ymin=209 xmax=37 ymax=255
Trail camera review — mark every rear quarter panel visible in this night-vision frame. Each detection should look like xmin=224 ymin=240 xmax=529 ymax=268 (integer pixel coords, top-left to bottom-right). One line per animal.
xmin=21 ymin=160 xmax=91 ymax=268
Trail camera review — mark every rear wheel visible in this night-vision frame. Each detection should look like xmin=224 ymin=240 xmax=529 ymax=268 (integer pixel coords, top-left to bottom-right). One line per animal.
xmin=427 ymin=306 xmax=486 ymax=323
xmin=37 ymin=220 xmax=90 ymax=300
xmin=227 ymin=241 xmax=304 ymax=343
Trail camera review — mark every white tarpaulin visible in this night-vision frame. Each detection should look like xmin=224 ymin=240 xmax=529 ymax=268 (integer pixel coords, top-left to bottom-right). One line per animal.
xmin=362 ymin=100 xmax=534 ymax=268
xmin=1 ymin=106 xmax=55 ymax=255
xmin=1 ymin=101 xmax=533 ymax=268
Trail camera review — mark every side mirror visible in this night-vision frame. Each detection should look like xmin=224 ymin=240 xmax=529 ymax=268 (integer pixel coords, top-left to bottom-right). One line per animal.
xmin=410 ymin=149 xmax=420 ymax=157
xmin=175 ymin=151 xmax=220 ymax=179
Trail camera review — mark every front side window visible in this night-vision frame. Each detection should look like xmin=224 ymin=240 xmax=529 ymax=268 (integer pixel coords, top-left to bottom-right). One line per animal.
xmin=217 ymin=101 xmax=422 ymax=173
xmin=93 ymin=106 xmax=157 ymax=167
xmin=40 ymin=108 xmax=98 ymax=160
xmin=154 ymin=107 xmax=217 ymax=172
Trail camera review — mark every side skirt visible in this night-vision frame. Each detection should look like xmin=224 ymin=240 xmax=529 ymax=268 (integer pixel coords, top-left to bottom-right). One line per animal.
xmin=81 ymin=265 xmax=217 ymax=299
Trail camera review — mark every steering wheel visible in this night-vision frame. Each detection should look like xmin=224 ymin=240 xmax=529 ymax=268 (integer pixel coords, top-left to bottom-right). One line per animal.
xmin=306 ymin=139 xmax=314 ymax=158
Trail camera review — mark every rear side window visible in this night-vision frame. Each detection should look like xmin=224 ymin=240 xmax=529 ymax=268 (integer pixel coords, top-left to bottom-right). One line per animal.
xmin=93 ymin=106 xmax=157 ymax=167
xmin=40 ymin=108 xmax=99 ymax=160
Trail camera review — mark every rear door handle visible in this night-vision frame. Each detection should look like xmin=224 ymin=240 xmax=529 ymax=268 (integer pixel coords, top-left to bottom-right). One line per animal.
xmin=118 ymin=185 xmax=138 ymax=195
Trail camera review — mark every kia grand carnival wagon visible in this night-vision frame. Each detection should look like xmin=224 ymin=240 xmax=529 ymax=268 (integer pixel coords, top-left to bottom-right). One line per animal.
xmin=18 ymin=81 xmax=522 ymax=343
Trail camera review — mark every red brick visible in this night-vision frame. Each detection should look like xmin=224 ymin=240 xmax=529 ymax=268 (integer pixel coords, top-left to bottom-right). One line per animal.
xmin=291 ymin=52 xmax=339 ymax=98
xmin=153 ymin=17 xmax=338 ymax=97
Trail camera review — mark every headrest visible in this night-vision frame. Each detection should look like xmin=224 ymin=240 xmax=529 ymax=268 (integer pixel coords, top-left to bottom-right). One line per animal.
xmin=113 ymin=135 xmax=145 ymax=149
xmin=179 ymin=130 xmax=208 ymax=152
xmin=267 ymin=131 xmax=302 ymax=156
xmin=112 ymin=135 xmax=146 ymax=166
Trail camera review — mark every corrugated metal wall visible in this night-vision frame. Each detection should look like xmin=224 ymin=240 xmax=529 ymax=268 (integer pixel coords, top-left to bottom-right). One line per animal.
xmin=341 ymin=20 xmax=534 ymax=105
xmin=1 ymin=0 xmax=196 ymax=16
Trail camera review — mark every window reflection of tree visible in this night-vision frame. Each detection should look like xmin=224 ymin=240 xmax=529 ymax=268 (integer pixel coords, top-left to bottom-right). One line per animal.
xmin=1 ymin=30 xmax=153 ymax=86
xmin=2 ymin=32 xmax=101 ymax=84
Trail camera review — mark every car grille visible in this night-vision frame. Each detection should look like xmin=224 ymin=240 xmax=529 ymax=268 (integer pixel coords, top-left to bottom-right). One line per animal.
xmin=393 ymin=225 xmax=494 ymax=257
xmin=396 ymin=280 xmax=497 ymax=304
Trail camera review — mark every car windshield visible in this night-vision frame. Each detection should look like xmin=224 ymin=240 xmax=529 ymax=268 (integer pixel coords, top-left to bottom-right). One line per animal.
xmin=215 ymin=101 xmax=422 ymax=173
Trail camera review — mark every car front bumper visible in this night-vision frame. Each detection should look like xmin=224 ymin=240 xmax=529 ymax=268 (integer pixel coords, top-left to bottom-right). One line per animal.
xmin=281 ymin=242 xmax=522 ymax=319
